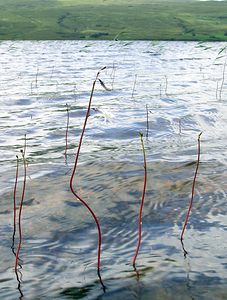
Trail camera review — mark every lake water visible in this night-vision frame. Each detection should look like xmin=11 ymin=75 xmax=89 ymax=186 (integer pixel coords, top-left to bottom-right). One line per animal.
xmin=0 ymin=40 xmax=227 ymax=300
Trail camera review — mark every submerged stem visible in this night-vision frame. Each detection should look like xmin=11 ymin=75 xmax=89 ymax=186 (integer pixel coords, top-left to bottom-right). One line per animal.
xmin=180 ymin=132 xmax=202 ymax=243
xmin=133 ymin=132 xmax=147 ymax=269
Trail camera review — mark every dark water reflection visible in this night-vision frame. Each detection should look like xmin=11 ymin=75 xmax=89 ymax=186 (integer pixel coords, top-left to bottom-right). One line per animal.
xmin=0 ymin=41 xmax=227 ymax=299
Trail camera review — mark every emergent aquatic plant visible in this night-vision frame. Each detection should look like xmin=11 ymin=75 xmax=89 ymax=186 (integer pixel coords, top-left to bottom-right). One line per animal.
xmin=64 ymin=103 xmax=70 ymax=159
xmin=15 ymin=135 xmax=27 ymax=271
xmin=180 ymin=132 xmax=202 ymax=256
xmin=12 ymin=155 xmax=19 ymax=250
xmin=133 ymin=132 xmax=147 ymax=271
xmin=69 ymin=67 xmax=107 ymax=291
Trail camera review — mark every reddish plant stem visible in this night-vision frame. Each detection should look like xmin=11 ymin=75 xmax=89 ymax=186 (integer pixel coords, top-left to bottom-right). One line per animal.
xmin=69 ymin=67 xmax=106 ymax=290
xmin=133 ymin=132 xmax=147 ymax=269
xmin=12 ymin=155 xmax=19 ymax=249
xmin=180 ymin=132 xmax=202 ymax=242
xmin=64 ymin=103 xmax=70 ymax=158
xmin=15 ymin=136 xmax=27 ymax=271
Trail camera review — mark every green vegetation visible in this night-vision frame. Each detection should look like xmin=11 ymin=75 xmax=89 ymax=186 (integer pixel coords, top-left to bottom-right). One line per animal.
xmin=0 ymin=0 xmax=227 ymax=40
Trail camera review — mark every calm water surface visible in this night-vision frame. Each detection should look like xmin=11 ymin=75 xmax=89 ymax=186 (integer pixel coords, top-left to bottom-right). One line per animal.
xmin=0 ymin=41 xmax=227 ymax=299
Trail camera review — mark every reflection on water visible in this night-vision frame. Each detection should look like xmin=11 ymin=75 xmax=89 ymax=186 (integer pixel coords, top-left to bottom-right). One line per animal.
xmin=0 ymin=41 xmax=227 ymax=299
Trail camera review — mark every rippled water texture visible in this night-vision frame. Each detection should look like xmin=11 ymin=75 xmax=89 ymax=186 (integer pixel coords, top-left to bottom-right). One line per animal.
xmin=0 ymin=41 xmax=227 ymax=299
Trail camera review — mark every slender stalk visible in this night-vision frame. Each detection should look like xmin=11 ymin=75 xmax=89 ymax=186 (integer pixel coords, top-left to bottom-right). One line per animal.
xmin=180 ymin=132 xmax=202 ymax=243
xmin=146 ymin=104 xmax=149 ymax=140
xmin=12 ymin=155 xmax=19 ymax=249
xmin=219 ymin=59 xmax=226 ymax=100
xmin=35 ymin=66 xmax=39 ymax=88
xmin=133 ymin=132 xmax=147 ymax=269
xmin=165 ymin=75 xmax=168 ymax=96
xmin=64 ymin=103 xmax=70 ymax=158
xmin=15 ymin=136 xmax=27 ymax=271
xmin=216 ymin=80 xmax=219 ymax=100
xmin=111 ymin=62 xmax=116 ymax=90
xmin=69 ymin=67 xmax=106 ymax=291
xmin=131 ymin=74 xmax=137 ymax=99
xmin=23 ymin=134 xmax=27 ymax=156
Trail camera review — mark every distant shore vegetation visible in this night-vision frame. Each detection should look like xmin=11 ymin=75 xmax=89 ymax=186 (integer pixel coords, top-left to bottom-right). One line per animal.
xmin=0 ymin=0 xmax=227 ymax=41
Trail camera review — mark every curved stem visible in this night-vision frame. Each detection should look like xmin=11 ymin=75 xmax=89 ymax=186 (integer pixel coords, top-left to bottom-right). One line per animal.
xmin=15 ymin=136 xmax=27 ymax=271
xmin=69 ymin=67 xmax=106 ymax=290
xmin=133 ymin=132 xmax=147 ymax=269
xmin=12 ymin=155 xmax=19 ymax=249
xmin=180 ymin=132 xmax=202 ymax=242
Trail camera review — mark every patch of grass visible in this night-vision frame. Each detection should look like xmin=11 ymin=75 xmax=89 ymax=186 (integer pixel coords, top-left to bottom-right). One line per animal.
xmin=0 ymin=0 xmax=227 ymax=40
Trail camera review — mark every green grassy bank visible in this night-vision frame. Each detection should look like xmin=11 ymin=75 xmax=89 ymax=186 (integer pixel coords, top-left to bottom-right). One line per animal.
xmin=0 ymin=0 xmax=227 ymax=40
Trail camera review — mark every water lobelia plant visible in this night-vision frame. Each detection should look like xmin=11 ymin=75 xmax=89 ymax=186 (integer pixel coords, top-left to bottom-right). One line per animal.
xmin=12 ymin=155 xmax=19 ymax=250
xmin=15 ymin=135 xmax=27 ymax=271
xmin=133 ymin=132 xmax=147 ymax=271
xmin=180 ymin=132 xmax=202 ymax=256
xmin=64 ymin=103 xmax=70 ymax=160
xmin=69 ymin=67 xmax=107 ymax=291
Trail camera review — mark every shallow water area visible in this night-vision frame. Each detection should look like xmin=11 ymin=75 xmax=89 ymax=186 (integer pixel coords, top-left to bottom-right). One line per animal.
xmin=0 ymin=40 xmax=227 ymax=299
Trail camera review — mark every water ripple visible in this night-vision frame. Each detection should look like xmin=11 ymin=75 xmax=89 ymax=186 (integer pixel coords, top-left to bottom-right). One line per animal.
xmin=0 ymin=40 xmax=227 ymax=299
